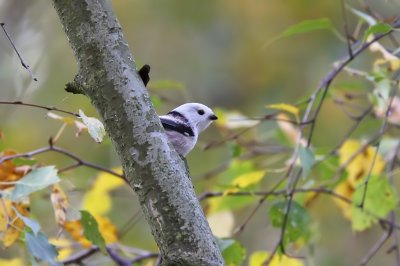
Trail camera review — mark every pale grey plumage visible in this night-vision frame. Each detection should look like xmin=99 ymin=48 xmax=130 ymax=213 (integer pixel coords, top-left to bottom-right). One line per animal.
xmin=159 ymin=103 xmax=217 ymax=156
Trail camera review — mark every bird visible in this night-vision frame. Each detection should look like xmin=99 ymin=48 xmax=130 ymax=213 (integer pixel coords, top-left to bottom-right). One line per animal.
xmin=159 ymin=103 xmax=218 ymax=156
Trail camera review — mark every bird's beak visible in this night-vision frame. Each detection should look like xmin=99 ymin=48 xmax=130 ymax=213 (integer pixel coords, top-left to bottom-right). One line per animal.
xmin=209 ymin=114 xmax=218 ymax=120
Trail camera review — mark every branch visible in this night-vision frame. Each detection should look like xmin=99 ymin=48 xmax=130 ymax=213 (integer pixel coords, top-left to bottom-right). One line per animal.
xmin=61 ymin=247 xmax=99 ymax=265
xmin=51 ymin=1 xmax=223 ymax=264
xmin=359 ymin=85 xmax=397 ymax=209
xmin=0 ymin=101 xmax=78 ymax=117
xmin=0 ymin=144 xmax=125 ymax=181
xmin=61 ymin=245 xmax=159 ymax=265
xmin=0 ymin=22 xmax=37 ymax=81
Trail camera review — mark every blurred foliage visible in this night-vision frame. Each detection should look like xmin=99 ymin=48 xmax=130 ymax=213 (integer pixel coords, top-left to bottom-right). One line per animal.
xmin=1 ymin=0 xmax=400 ymax=265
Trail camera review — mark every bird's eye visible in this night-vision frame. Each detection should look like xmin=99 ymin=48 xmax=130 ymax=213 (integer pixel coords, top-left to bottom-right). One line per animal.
xmin=197 ymin=109 xmax=205 ymax=115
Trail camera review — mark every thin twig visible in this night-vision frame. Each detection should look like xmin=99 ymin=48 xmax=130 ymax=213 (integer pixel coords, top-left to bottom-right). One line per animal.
xmin=359 ymin=229 xmax=392 ymax=266
xmin=0 ymin=145 xmax=126 ymax=181
xmin=359 ymin=85 xmax=397 ymax=208
xmin=332 ymin=126 xmax=391 ymax=182
xmin=199 ymin=188 xmax=400 ymax=230
xmin=233 ymin=174 xmax=290 ymax=235
xmin=341 ymin=0 xmax=353 ymax=58
xmin=0 ymin=101 xmax=78 ymax=117
xmin=107 ymin=247 xmax=131 ymax=266
xmin=118 ymin=210 xmax=143 ymax=239
xmin=131 ymin=252 xmax=159 ymax=264
xmin=62 ymin=247 xmax=99 ymax=264
xmin=322 ymin=106 xmax=373 ymax=161
xmin=0 ymin=23 xmax=37 ymax=81
xmin=61 ymin=245 xmax=158 ymax=265
xmin=233 ymin=195 xmax=267 ymax=236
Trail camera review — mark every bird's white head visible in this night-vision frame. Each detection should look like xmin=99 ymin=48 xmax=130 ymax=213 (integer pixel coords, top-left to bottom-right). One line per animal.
xmin=171 ymin=103 xmax=218 ymax=133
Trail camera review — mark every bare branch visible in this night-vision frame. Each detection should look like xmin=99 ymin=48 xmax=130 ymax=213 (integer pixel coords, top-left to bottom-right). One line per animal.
xmin=359 ymin=85 xmax=397 ymax=209
xmin=62 ymin=247 xmax=99 ymax=265
xmin=359 ymin=229 xmax=393 ymax=266
xmin=0 ymin=145 xmax=126 ymax=181
xmin=0 ymin=23 xmax=38 ymax=81
xmin=340 ymin=0 xmax=354 ymax=58
xmin=0 ymin=100 xmax=78 ymax=117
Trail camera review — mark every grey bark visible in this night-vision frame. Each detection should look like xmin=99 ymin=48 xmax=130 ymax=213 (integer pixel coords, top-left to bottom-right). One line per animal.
xmin=51 ymin=1 xmax=224 ymax=265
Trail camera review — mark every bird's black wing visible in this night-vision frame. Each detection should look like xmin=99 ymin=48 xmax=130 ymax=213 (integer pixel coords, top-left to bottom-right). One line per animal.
xmin=160 ymin=117 xmax=194 ymax=137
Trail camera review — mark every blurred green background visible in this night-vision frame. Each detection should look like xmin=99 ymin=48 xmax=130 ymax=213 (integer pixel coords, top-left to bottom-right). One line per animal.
xmin=1 ymin=0 xmax=400 ymax=265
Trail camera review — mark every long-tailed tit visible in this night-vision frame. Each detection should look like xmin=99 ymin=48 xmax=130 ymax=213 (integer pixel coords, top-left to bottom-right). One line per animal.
xmin=159 ymin=103 xmax=218 ymax=156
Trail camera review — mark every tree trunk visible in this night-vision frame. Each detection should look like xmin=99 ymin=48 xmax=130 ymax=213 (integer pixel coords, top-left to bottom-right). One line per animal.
xmin=51 ymin=1 xmax=224 ymax=265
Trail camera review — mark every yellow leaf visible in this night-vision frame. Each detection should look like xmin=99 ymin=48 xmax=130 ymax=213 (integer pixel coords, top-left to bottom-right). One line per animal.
xmin=266 ymin=103 xmax=299 ymax=117
xmin=83 ymin=190 xmax=108 ymax=216
xmin=222 ymin=187 xmax=239 ymax=196
xmin=93 ymin=169 xmax=125 ymax=191
xmin=339 ymin=140 xmax=385 ymax=188
xmin=333 ymin=181 xmax=353 ymax=220
xmin=50 ymin=184 xmax=68 ymax=226
xmin=82 ymin=168 xmax=125 ymax=216
xmin=49 ymin=237 xmax=73 ymax=260
xmin=63 ymin=220 xmax=92 ymax=248
xmin=96 ymin=215 xmax=118 ymax=244
xmin=232 ymin=171 xmax=266 ymax=188
xmin=0 ymin=150 xmax=24 ymax=190
xmin=370 ymin=41 xmax=400 ymax=71
xmin=249 ymin=251 xmax=303 ymax=266
xmin=303 ymin=192 xmax=318 ymax=207
xmin=0 ymin=199 xmax=29 ymax=247
xmin=63 ymin=215 xmax=118 ymax=248
xmin=0 ymin=258 xmax=25 ymax=266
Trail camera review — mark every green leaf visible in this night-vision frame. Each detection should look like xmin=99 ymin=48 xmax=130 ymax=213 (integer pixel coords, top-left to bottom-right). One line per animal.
xmin=229 ymin=142 xmax=242 ymax=158
xmin=352 ymin=175 xmax=398 ymax=231
xmin=314 ymin=155 xmax=340 ymax=181
xmin=216 ymin=238 xmax=246 ymax=266
xmin=13 ymin=207 xmax=41 ymax=235
xmin=269 ymin=18 xmax=338 ymax=45
xmin=12 ymin=158 xmax=37 ymax=166
xmin=80 ymin=210 xmax=107 ymax=254
xmin=269 ymin=200 xmax=311 ymax=245
xmin=79 ymin=110 xmax=106 ymax=143
xmin=5 ymin=166 xmax=59 ymax=201
xmin=25 ymin=232 xmax=59 ymax=266
xmin=363 ymin=23 xmax=392 ymax=43
xmin=299 ymin=146 xmax=315 ymax=177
